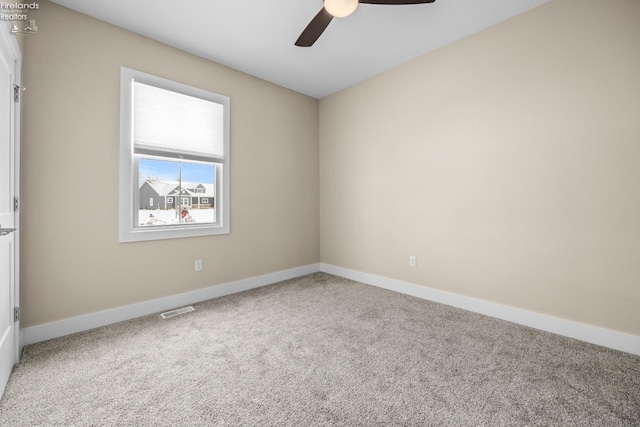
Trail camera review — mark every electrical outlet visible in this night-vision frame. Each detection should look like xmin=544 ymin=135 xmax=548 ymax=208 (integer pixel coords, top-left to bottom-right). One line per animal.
xmin=409 ymin=256 xmax=417 ymax=267
xmin=195 ymin=259 xmax=203 ymax=272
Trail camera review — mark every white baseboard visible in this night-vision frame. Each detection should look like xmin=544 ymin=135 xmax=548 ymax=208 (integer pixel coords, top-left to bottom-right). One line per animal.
xmin=21 ymin=263 xmax=321 ymax=347
xmin=320 ymin=263 xmax=640 ymax=356
xmin=22 ymin=262 xmax=640 ymax=357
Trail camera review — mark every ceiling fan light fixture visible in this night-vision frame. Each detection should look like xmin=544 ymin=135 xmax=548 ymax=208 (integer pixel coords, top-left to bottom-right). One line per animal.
xmin=324 ymin=0 xmax=358 ymax=18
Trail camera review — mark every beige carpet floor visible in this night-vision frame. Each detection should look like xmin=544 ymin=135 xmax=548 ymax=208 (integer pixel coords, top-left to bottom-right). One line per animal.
xmin=1 ymin=272 xmax=639 ymax=426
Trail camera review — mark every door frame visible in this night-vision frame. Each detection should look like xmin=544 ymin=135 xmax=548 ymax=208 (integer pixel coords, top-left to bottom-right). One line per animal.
xmin=1 ymin=21 xmax=22 ymax=365
xmin=11 ymin=28 xmax=22 ymax=365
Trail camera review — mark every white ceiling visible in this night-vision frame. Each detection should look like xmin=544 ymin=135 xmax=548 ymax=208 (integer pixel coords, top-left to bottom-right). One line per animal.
xmin=50 ymin=0 xmax=550 ymax=99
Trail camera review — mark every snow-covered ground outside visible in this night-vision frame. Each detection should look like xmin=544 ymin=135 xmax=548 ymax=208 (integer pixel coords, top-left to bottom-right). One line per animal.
xmin=139 ymin=209 xmax=215 ymax=226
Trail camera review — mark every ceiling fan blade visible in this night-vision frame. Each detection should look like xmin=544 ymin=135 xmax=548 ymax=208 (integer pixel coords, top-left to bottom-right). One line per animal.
xmin=359 ymin=0 xmax=435 ymax=4
xmin=295 ymin=8 xmax=334 ymax=47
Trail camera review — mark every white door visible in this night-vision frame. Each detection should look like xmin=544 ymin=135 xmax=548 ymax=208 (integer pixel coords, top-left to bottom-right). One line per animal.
xmin=0 ymin=25 xmax=20 ymax=398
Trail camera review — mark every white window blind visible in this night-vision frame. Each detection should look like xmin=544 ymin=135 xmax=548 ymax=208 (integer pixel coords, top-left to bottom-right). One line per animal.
xmin=133 ymin=81 xmax=224 ymax=158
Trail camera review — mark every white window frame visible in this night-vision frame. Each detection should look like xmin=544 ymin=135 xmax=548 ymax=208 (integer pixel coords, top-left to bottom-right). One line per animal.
xmin=119 ymin=67 xmax=230 ymax=242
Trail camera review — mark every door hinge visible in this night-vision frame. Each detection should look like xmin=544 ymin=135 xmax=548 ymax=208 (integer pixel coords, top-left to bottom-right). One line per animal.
xmin=14 ymin=307 xmax=19 ymax=322
xmin=14 ymin=85 xmax=21 ymax=102
xmin=14 ymin=197 xmax=18 ymax=212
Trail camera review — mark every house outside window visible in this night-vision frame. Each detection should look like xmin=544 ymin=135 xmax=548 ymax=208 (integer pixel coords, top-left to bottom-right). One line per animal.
xmin=119 ymin=67 xmax=230 ymax=242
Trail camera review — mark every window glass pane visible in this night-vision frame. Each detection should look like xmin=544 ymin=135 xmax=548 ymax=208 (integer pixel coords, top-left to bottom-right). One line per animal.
xmin=138 ymin=158 xmax=215 ymax=227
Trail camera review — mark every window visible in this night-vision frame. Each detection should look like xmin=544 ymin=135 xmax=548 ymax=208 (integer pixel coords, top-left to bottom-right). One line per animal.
xmin=119 ymin=67 xmax=230 ymax=242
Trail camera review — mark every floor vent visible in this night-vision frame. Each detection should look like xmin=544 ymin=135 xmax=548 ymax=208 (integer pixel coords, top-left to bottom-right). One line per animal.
xmin=160 ymin=306 xmax=195 ymax=319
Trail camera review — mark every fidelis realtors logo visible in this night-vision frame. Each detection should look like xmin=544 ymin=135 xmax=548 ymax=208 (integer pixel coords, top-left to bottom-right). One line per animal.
xmin=2 ymin=2 xmax=39 ymax=35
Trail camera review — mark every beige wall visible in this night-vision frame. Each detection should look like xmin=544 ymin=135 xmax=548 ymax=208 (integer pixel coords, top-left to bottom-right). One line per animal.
xmin=21 ymin=2 xmax=319 ymax=327
xmin=320 ymin=0 xmax=640 ymax=335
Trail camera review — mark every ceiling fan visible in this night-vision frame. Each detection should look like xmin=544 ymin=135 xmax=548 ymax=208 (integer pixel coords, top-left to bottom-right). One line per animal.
xmin=295 ymin=0 xmax=436 ymax=47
